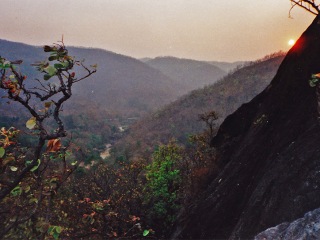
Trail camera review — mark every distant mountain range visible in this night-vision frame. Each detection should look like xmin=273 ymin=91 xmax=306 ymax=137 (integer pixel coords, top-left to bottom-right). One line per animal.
xmin=0 ymin=39 xmax=232 ymax=118
xmin=143 ymin=57 xmax=227 ymax=93
xmin=140 ymin=57 xmax=247 ymax=73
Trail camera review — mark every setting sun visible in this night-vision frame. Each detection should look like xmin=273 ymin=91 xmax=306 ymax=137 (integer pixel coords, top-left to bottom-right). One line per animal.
xmin=288 ymin=39 xmax=295 ymax=46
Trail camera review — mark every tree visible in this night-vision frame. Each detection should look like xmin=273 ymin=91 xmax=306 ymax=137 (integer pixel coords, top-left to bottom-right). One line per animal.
xmin=143 ymin=140 xmax=183 ymax=237
xmin=0 ymin=40 xmax=96 ymax=238
xmin=182 ymin=111 xmax=218 ymax=202
xmin=289 ymin=0 xmax=320 ymax=16
xmin=198 ymin=110 xmax=218 ymax=142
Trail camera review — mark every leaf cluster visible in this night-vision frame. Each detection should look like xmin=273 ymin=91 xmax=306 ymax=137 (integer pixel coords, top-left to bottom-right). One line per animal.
xmin=309 ymin=73 xmax=320 ymax=87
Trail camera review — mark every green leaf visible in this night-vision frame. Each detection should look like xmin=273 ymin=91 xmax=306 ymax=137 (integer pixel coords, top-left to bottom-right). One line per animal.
xmin=30 ymin=159 xmax=41 ymax=172
xmin=62 ymin=61 xmax=69 ymax=68
xmin=310 ymin=78 xmax=318 ymax=87
xmin=44 ymin=74 xmax=52 ymax=80
xmin=53 ymin=232 xmax=59 ymax=240
xmin=25 ymin=160 xmax=32 ymax=166
xmin=143 ymin=229 xmax=150 ymax=237
xmin=54 ymin=63 xmax=64 ymax=69
xmin=0 ymin=147 xmax=5 ymax=158
xmin=47 ymin=226 xmax=54 ymax=234
xmin=11 ymin=186 xmax=22 ymax=196
xmin=26 ymin=117 xmax=37 ymax=130
xmin=10 ymin=166 xmax=18 ymax=171
xmin=0 ymin=61 xmax=11 ymax=69
xmin=55 ymin=226 xmax=62 ymax=234
xmin=46 ymin=66 xmax=58 ymax=76
xmin=71 ymin=161 xmax=78 ymax=166
xmin=48 ymin=56 xmax=57 ymax=61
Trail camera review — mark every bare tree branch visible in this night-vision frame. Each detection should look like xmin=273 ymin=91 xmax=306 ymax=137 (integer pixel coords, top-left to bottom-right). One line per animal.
xmin=290 ymin=0 xmax=320 ymax=17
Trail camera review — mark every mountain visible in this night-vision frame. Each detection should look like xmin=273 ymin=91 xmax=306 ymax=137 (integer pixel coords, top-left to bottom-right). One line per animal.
xmin=66 ymin=48 xmax=183 ymax=116
xmin=114 ymin=53 xmax=284 ymax=160
xmin=172 ymin=15 xmax=320 ymax=239
xmin=207 ymin=60 xmax=248 ymax=72
xmin=139 ymin=57 xmax=152 ymax=63
xmin=143 ymin=56 xmax=227 ymax=94
xmin=141 ymin=57 xmax=246 ymax=73
xmin=0 ymin=39 xmax=183 ymax=117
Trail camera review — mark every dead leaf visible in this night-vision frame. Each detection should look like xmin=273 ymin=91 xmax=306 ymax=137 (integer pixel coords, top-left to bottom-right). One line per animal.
xmin=46 ymin=139 xmax=61 ymax=152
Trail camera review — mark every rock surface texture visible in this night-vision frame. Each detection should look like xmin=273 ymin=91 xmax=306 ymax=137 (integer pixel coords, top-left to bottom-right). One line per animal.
xmin=255 ymin=208 xmax=320 ymax=240
xmin=173 ymin=15 xmax=320 ymax=239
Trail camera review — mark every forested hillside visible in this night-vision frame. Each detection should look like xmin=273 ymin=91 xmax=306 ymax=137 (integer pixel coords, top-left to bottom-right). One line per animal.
xmin=113 ymin=53 xmax=285 ymax=161
xmin=66 ymin=48 xmax=181 ymax=116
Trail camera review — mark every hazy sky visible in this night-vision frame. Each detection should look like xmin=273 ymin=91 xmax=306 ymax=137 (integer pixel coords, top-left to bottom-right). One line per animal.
xmin=1 ymin=0 xmax=315 ymax=62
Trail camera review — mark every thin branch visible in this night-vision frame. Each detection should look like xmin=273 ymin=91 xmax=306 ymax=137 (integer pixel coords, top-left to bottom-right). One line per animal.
xmin=36 ymin=78 xmax=49 ymax=91
xmin=290 ymin=0 xmax=320 ymax=17
xmin=73 ymin=62 xmax=97 ymax=83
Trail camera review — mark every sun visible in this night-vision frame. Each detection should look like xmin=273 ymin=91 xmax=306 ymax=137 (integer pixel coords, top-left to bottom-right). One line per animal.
xmin=288 ymin=39 xmax=295 ymax=46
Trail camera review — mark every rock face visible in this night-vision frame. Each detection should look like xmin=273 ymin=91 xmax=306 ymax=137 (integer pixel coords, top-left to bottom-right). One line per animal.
xmin=173 ymin=16 xmax=320 ymax=239
xmin=254 ymin=208 xmax=320 ymax=240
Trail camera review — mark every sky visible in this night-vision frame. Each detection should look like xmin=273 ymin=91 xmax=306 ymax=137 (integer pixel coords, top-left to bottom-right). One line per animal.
xmin=1 ymin=0 xmax=316 ymax=62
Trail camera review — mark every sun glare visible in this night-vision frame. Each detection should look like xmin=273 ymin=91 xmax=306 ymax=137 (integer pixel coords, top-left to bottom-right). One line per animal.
xmin=288 ymin=39 xmax=295 ymax=46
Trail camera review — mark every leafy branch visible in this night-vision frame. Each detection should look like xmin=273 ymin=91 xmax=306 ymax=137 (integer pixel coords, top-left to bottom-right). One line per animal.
xmin=0 ymin=41 xmax=96 ymax=205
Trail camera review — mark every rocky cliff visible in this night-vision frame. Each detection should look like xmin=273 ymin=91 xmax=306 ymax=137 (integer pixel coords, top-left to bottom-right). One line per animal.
xmin=173 ymin=15 xmax=320 ymax=239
